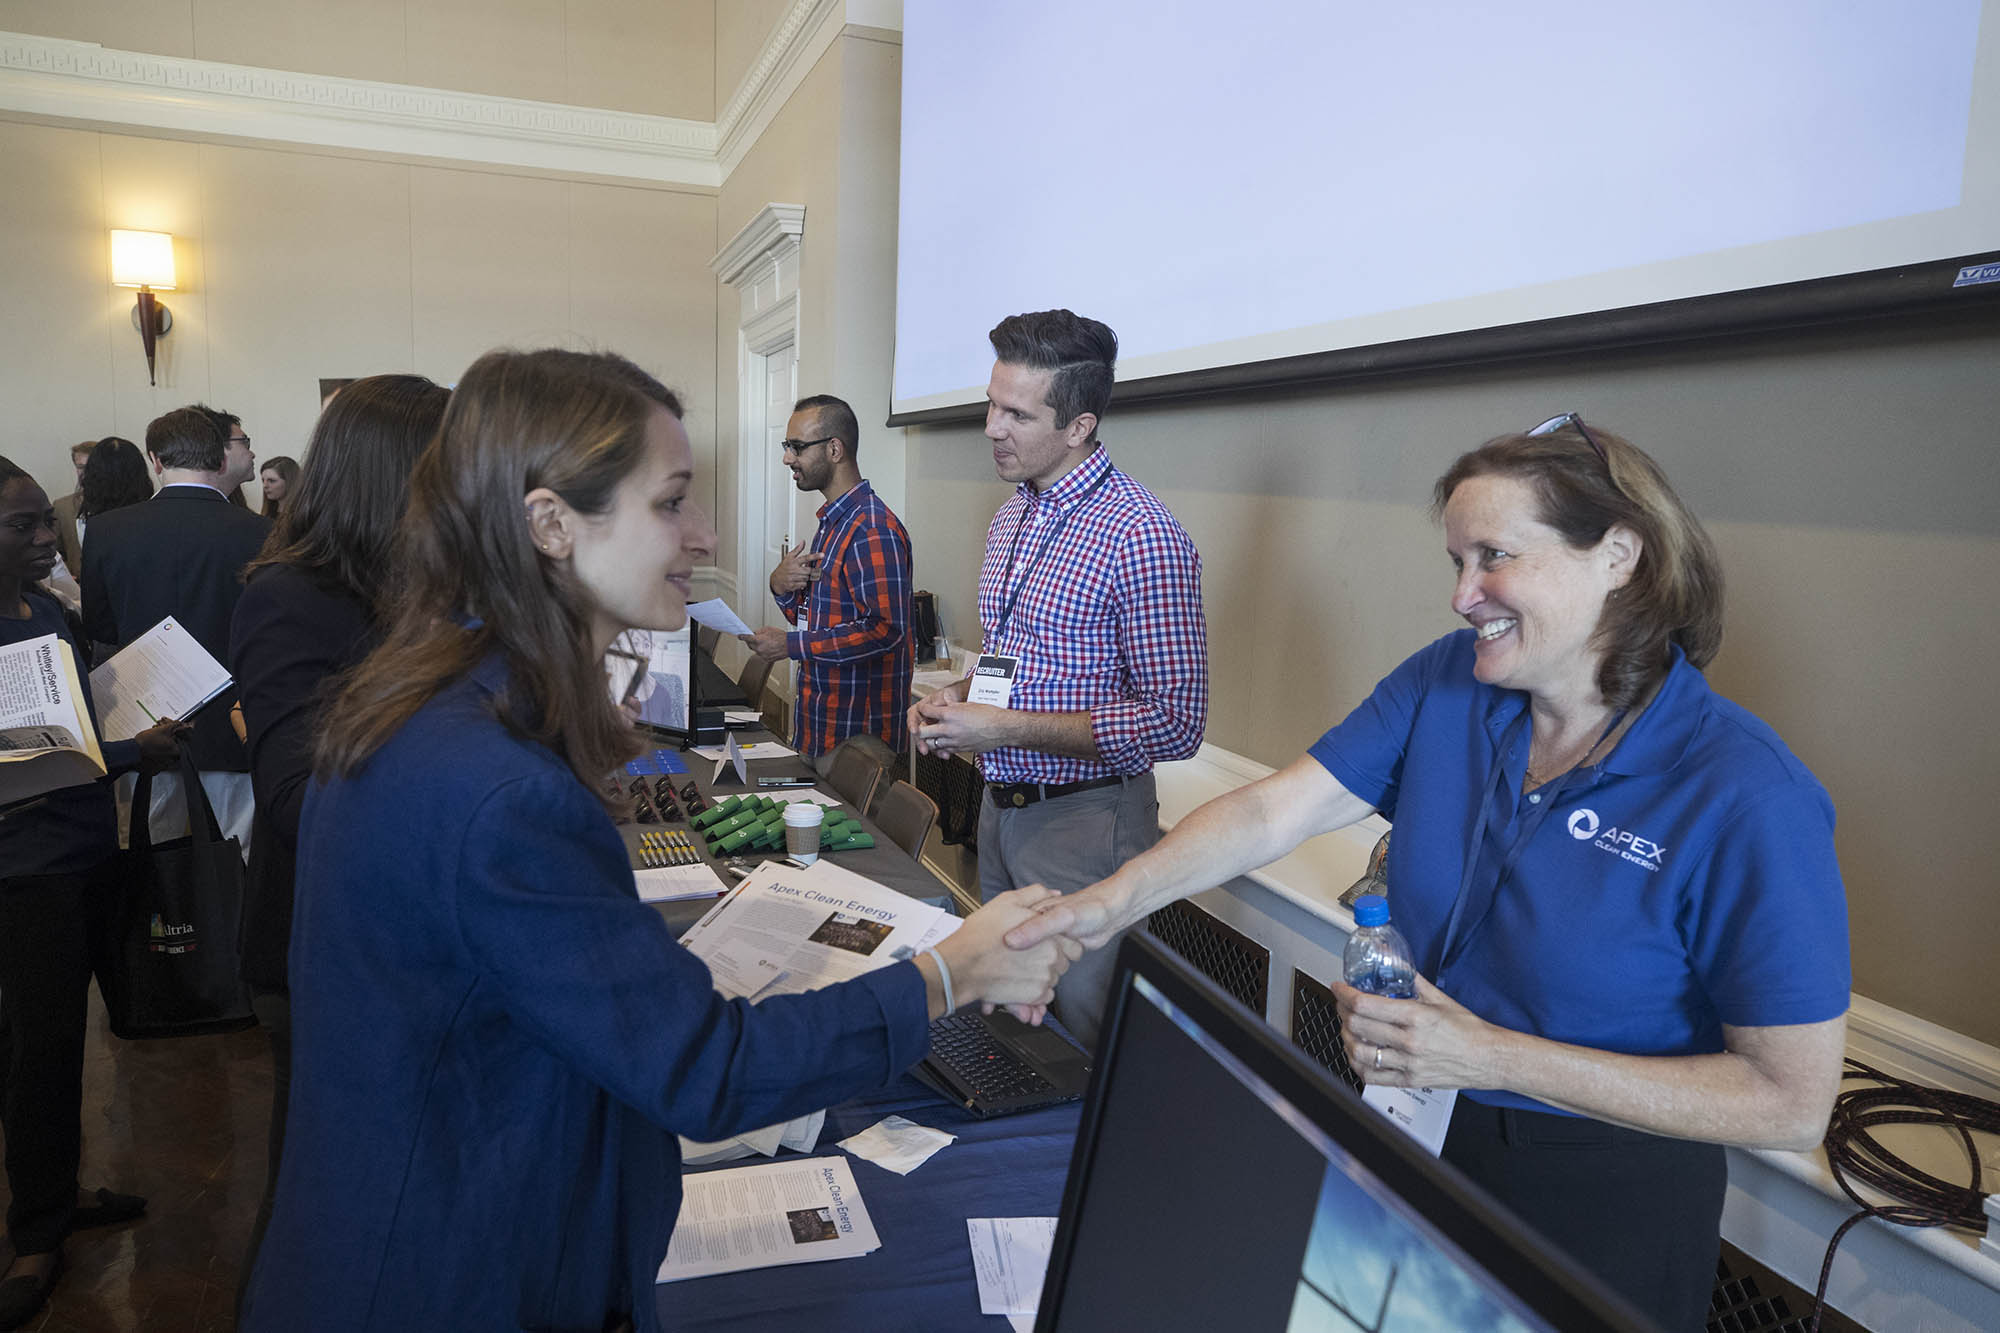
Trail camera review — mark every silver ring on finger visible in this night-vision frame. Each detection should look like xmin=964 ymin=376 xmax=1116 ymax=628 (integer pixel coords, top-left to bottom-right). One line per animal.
xmin=1373 ymin=1044 xmax=1384 ymax=1071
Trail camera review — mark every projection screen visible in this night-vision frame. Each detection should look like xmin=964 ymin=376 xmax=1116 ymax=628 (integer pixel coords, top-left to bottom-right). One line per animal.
xmin=891 ymin=1 xmax=2000 ymax=422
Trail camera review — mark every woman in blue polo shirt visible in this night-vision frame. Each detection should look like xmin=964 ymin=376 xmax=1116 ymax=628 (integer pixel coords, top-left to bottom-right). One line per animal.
xmin=1010 ymin=417 xmax=1849 ymax=1328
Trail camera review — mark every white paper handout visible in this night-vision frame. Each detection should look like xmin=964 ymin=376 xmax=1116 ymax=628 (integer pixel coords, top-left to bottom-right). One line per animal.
xmin=1362 ymin=1084 xmax=1458 ymax=1157
xmin=89 ymin=615 xmax=232 ymax=742
xmin=967 ymin=1217 xmax=1058 ymax=1322
xmin=657 ymin=1155 xmax=880 ymax=1283
xmin=837 ymin=1115 xmax=956 ymax=1176
xmin=686 ymin=598 xmax=755 ymax=637
xmin=679 ymin=858 xmax=960 ymax=1001
xmin=0 ymin=632 xmax=106 ymax=805
xmin=633 ymin=863 xmax=729 ymax=903
xmin=674 ymin=862 xmax=960 ymax=1162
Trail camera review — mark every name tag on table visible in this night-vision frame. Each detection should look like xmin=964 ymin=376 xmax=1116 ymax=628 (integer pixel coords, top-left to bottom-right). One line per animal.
xmin=967 ymin=655 xmax=1018 ymax=708
xmin=1362 ymin=1085 xmax=1458 ymax=1157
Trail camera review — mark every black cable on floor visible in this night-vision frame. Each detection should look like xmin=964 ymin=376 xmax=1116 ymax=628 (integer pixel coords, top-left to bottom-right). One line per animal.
xmin=1810 ymin=1058 xmax=2000 ymax=1332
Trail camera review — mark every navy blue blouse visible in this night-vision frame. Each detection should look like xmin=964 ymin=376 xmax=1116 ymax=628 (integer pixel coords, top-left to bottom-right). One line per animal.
xmin=242 ymin=656 xmax=930 ymax=1331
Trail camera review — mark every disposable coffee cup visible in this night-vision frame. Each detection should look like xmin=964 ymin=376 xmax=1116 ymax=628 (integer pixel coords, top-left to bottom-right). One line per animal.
xmin=782 ymin=802 xmax=824 ymax=864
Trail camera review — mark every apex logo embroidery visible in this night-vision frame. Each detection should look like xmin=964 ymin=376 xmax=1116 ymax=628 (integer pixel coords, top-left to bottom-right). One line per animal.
xmin=1567 ymin=809 xmax=1666 ymax=872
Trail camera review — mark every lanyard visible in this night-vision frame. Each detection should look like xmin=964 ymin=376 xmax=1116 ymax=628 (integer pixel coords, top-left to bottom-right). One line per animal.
xmin=991 ymin=468 xmax=1110 ymax=641
xmin=1432 ymin=705 xmax=1626 ymax=978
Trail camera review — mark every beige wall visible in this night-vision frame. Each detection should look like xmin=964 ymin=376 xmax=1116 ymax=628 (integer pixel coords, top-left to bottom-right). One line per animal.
xmin=0 ymin=120 xmax=718 ymax=517
xmin=0 ymin=0 xmax=715 ymax=119
xmin=901 ymin=315 xmax=2000 ymax=1045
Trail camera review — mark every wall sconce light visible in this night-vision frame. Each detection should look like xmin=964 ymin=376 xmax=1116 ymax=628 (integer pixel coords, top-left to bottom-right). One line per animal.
xmin=110 ymin=229 xmax=177 ymax=386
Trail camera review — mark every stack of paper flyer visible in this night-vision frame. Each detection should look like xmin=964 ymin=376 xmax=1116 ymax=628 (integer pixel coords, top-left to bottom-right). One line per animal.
xmin=88 ymin=615 xmax=232 ymax=742
xmin=0 ymin=632 xmax=106 ymax=807
xmin=657 ymin=1155 xmax=880 ymax=1283
xmin=674 ymin=860 xmax=959 ymax=1165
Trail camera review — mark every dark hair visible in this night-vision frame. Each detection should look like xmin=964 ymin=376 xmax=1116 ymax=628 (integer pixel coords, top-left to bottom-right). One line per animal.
xmin=317 ymin=350 xmax=681 ymax=806
xmin=258 ymin=455 xmax=302 ymax=518
xmin=0 ymin=455 xmax=27 ymax=489
xmin=245 ymin=378 xmax=446 ymax=604
xmin=196 ymin=403 xmax=242 ymax=437
xmin=988 ymin=309 xmax=1118 ymax=442
xmin=793 ymin=394 xmax=860 ymax=459
xmin=146 ymin=406 xmax=227 ymax=471
xmin=1431 ymin=423 xmax=1724 ymax=710
xmin=79 ymin=437 xmax=153 ymax=517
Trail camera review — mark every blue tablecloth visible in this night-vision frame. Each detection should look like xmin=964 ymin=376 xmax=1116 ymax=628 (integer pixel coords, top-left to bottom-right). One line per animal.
xmin=656 ymin=1077 xmax=1083 ymax=1331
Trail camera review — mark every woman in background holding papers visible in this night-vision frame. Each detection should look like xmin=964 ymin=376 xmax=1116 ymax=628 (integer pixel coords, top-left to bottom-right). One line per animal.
xmin=1004 ymin=419 xmax=1850 ymax=1327
xmin=239 ymin=350 xmax=1077 ymax=1333
xmin=226 ymin=373 xmax=451 ymax=1306
xmin=0 ymin=457 xmax=182 ymax=1330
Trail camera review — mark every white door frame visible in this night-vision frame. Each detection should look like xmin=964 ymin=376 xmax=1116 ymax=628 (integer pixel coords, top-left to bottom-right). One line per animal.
xmin=712 ymin=204 xmax=807 ymax=627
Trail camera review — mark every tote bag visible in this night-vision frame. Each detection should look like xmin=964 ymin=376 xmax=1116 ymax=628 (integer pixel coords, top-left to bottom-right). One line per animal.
xmin=98 ymin=743 xmax=256 ymax=1039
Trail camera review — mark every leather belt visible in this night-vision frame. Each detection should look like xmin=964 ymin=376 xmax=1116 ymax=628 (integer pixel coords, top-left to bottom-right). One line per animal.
xmin=986 ymin=775 xmax=1127 ymax=809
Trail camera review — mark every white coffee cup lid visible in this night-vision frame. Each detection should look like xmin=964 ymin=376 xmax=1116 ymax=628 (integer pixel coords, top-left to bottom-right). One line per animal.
xmin=782 ymin=801 xmax=824 ymax=825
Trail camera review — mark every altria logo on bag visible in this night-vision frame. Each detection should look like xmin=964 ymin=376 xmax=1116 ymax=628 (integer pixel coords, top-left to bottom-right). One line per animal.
xmin=147 ymin=912 xmax=199 ymax=954
xmin=1566 ymin=809 xmax=1666 ymax=872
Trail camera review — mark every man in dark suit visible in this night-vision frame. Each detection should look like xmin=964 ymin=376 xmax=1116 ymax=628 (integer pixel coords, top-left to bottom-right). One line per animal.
xmin=83 ymin=405 xmax=267 ymax=845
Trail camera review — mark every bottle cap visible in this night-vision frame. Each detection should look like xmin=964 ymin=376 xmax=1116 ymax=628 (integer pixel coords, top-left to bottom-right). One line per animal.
xmin=1353 ymin=893 xmax=1389 ymax=927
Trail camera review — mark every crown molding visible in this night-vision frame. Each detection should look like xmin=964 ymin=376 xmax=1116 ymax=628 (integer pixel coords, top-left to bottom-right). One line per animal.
xmin=0 ymin=31 xmax=719 ymax=187
xmin=711 ymin=203 xmax=807 ymax=287
xmin=715 ymin=0 xmax=845 ymax=178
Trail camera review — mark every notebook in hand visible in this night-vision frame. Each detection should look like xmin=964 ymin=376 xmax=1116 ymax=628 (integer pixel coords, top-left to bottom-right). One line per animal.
xmin=912 ymin=1009 xmax=1092 ymax=1117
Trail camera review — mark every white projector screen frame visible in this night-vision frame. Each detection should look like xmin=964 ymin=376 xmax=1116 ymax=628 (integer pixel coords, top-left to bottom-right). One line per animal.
xmin=891 ymin=1 xmax=2000 ymax=425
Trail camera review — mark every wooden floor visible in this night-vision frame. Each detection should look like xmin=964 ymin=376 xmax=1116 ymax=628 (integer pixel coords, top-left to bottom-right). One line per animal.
xmin=1 ymin=994 xmax=270 ymax=1332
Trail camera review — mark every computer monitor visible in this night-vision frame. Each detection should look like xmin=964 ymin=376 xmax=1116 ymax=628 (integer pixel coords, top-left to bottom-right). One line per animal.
xmin=612 ymin=626 xmax=696 ymax=741
xmin=1035 ymin=934 xmax=1654 ymax=1332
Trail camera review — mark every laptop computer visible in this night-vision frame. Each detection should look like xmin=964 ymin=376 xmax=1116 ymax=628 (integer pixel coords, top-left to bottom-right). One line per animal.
xmin=912 ymin=1008 xmax=1093 ymax=1117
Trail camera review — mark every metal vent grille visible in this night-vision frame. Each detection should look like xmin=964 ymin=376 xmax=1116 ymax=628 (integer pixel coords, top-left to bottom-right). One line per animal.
xmin=913 ymin=751 xmax=981 ymax=848
xmin=1707 ymin=1244 xmax=1863 ymax=1333
xmin=1289 ymin=969 xmax=1362 ymax=1094
xmin=1144 ymin=899 xmax=1268 ymax=1014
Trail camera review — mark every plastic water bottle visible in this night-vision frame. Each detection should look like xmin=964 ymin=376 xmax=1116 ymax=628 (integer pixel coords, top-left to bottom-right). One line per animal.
xmin=1343 ymin=894 xmax=1416 ymax=998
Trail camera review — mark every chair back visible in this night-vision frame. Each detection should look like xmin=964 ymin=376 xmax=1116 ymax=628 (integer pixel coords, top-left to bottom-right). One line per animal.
xmin=737 ymin=652 xmax=773 ymax=705
xmin=871 ymin=779 xmax=937 ymax=860
xmin=758 ymin=683 xmax=790 ymax=744
xmin=824 ymin=734 xmax=896 ymax=812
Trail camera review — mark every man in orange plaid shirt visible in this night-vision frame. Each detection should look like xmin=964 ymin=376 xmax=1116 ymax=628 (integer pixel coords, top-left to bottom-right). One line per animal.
xmin=741 ymin=394 xmax=914 ymax=769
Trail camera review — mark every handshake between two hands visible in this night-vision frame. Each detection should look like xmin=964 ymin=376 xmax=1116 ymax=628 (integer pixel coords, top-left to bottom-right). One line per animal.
xmin=931 ymin=883 xmax=1119 ymax=1026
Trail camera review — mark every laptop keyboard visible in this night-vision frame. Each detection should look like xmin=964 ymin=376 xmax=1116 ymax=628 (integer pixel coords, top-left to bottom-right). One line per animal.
xmin=929 ymin=1012 xmax=1057 ymax=1101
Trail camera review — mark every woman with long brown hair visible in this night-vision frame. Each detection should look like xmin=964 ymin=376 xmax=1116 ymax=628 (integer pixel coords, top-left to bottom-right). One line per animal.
xmin=226 ymin=374 xmax=449 ymax=1305
xmin=238 ymin=349 xmax=1075 ymax=1333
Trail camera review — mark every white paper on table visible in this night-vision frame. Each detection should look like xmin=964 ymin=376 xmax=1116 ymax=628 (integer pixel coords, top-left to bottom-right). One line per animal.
xmin=633 ymin=863 xmax=728 ymax=903
xmin=1361 ymin=1084 xmax=1458 ymax=1156
xmin=679 ymin=1109 xmax=824 ymax=1167
xmin=762 ymin=788 xmax=840 ymax=808
xmin=837 ymin=1115 xmax=956 ymax=1175
xmin=693 ymin=740 xmax=796 ymax=763
xmin=723 ymin=708 xmax=763 ymax=724
xmin=686 ymin=598 xmax=754 ymax=636
xmin=967 ymin=1217 xmax=1058 ymax=1317
xmin=88 ymin=615 xmax=232 ymax=742
xmin=657 ymin=1155 xmax=879 ymax=1283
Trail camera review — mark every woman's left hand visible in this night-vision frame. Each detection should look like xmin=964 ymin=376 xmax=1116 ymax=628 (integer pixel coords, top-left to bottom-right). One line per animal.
xmin=1334 ymin=974 xmax=1504 ymax=1091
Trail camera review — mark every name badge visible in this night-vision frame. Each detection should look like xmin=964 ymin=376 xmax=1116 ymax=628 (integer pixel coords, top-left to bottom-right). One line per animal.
xmin=1362 ymin=1085 xmax=1458 ymax=1157
xmin=966 ymin=655 xmax=1017 ymax=708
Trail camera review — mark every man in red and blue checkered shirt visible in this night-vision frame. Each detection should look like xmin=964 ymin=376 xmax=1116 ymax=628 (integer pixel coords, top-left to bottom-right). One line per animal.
xmin=742 ymin=394 xmax=913 ymax=766
xmin=909 ymin=311 xmax=1208 ymax=1044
